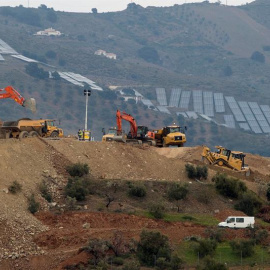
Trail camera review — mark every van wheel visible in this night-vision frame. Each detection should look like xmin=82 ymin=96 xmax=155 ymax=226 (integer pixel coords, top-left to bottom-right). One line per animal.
xmin=29 ymin=131 xmax=39 ymax=137
xmin=19 ymin=131 xmax=29 ymax=139
xmin=51 ymin=131 xmax=58 ymax=138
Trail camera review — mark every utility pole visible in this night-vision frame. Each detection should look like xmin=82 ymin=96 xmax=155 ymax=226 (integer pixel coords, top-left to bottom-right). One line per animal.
xmin=28 ymin=0 xmax=29 ymax=8
xmin=84 ymin=89 xmax=91 ymax=131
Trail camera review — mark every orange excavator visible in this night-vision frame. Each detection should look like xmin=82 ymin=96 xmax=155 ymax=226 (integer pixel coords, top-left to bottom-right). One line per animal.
xmin=0 ymin=85 xmax=36 ymax=112
xmin=115 ymin=110 xmax=155 ymax=145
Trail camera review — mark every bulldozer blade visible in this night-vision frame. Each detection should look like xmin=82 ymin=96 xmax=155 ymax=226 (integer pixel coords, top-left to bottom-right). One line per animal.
xmin=23 ymin=98 xmax=37 ymax=113
xmin=112 ymin=135 xmax=126 ymax=143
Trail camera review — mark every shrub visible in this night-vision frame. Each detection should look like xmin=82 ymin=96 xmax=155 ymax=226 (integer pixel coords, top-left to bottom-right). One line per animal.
xmin=65 ymin=196 xmax=77 ymax=210
xmin=149 ymin=203 xmax=165 ymax=219
xmin=230 ymin=239 xmax=255 ymax=258
xmin=8 ymin=180 xmax=22 ymax=194
xmin=137 ymin=46 xmax=160 ymax=64
xmin=196 ymin=165 xmax=208 ymax=179
xmin=66 ymin=163 xmax=89 ymax=177
xmin=234 ymin=191 xmax=262 ymax=216
xmin=205 ymin=227 xmax=225 ymax=243
xmin=196 ymin=256 xmax=228 ymax=270
xmin=28 ymin=194 xmax=40 ymax=214
xmin=122 ymin=259 xmax=140 ymax=270
xmin=185 ymin=164 xmax=196 ymax=178
xmin=128 ymin=185 xmax=146 ymax=198
xmin=39 ymin=180 xmax=52 ymax=202
xmin=112 ymin=257 xmax=124 ymax=265
xmin=45 ymin=50 xmax=57 ymax=59
xmin=257 ymin=206 xmax=270 ymax=223
xmin=64 ymin=177 xmax=91 ymax=201
xmin=185 ymin=164 xmax=208 ymax=180
xmin=213 ymin=173 xmax=247 ymax=198
xmin=251 ymin=51 xmax=265 ymax=63
xmin=195 ymin=239 xmax=217 ymax=258
xmin=137 ymin=230 xmax=171 ymax=266
xmin=266 ymin=185 xmax=270 ymax=201
xmin=168 ymin=183 xmax=189 ymax=212
xmin=84 ymin=239 xmax=109 ymax=265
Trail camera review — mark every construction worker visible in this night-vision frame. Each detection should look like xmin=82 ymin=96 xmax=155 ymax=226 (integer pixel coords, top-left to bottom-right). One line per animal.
xmin=78 ymin=129 xmax=83 ymax=140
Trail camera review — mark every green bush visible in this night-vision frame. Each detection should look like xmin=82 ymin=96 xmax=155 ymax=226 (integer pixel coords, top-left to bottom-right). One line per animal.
xmin=185 ymin=164 xmax=196 ymax=178
xmin=64 ymin=177 xmax=91 ymax=201
xmin=205 ymin=227 xmax=225 ymax=243
xmin=128 ymin=185 xmax=146 ymax=198
xmin=39 ymin=180 xmax=52 ymax=202
xmin=185 ymin=164 xmax=208 ymax=180
xmin=112 ymin=257 xmax=124 ymax=265
xmin=66 ymin=163 xmax=89 ymax=177
xmin=196 ymin=256 xmax=228 ymax=270
xmin=213 ymin=173 xmax=247 ymax=198
xmin=234 ymin=191 xmax=262 ymax=216
xmin=8 ymin=180 xmax=22 ymax=194
xmin=196 ymin=165 xmax=208 ymax=179
xmin=149 ymin=203 xmax=165 ymax=219
xmin=230 ymin=239 xmax=255 ymax=258
xmin=195 ymin=239 xmax=217 ymax=258
xmin=122 ymin=259 xmax=140 ymax=270
xmin=137 ymin=230 xmax=171 ymax=266
xmin=266 ymin=184 xmax=270 ymax=201
xmin=28 ymin=194 xmax=40 ymax=214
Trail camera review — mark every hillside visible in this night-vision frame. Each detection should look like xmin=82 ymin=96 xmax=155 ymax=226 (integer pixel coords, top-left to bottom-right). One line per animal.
xmin=0 ymin=2 xmax=270 ymax=156
xmin=0 ymin=138 xmax=270 ymax=269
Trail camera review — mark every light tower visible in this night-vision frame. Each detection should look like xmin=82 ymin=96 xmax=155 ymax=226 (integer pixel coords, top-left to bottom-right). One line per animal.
xmin=84 ymin=88 xmax=92 ymax=131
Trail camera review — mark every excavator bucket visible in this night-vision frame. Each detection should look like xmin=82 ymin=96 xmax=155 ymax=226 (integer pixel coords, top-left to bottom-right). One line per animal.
xmin=23 ymin=98 xmax=36 ymax=113
xmin=112 ymin=134 xmax=127 ymax=143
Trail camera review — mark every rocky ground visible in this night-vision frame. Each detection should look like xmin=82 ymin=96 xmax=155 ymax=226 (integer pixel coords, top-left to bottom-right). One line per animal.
xmin=0 ymin=138 xmax=269 ymax=269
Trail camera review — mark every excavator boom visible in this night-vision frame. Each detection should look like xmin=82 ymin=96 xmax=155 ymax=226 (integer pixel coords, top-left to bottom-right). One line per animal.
xmin=116 ymin=110 xmax=137 ymax=138
xmin=0 ymin=86 xmax=36 ymax=112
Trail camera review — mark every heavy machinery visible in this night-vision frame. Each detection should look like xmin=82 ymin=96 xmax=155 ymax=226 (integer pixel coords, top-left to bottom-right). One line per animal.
xmin=201 ymin=145 xmax=250 ymax=176
xmin=154 ymin=124 xmax=187 ymax=147
xmin=0 ymin=85 xmax=36 ymax=112
xmin=102 ymin=110 xmax=155 ymax=145
xmin=1 ymin=118 xmax=64 ymax=139
xmin=102 ymin=127 xmax=120 ymax=142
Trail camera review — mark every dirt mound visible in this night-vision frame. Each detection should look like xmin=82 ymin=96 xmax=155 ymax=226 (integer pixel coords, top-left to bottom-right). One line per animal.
xmin=0 ymin=138 xmax=269 ymax=269
xmin=47 ymin=139 xmax=192 ymax=182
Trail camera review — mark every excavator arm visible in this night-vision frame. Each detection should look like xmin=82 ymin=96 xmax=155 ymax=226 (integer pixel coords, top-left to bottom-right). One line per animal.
xmin=0 ymin=85 xmax=25 ymax=106
xmin=116 ymin=110 xmax=137 ymax=138
xmin=0 ymin=86 xmax=36 ymax=112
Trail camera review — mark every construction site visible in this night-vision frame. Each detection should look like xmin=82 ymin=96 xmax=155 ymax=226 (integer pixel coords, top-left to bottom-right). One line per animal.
xmin=0 ymin=85 xmax=270 ymax=269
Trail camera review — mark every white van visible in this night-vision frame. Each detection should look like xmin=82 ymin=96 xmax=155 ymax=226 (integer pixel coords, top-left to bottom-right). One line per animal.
xmin=218 ymin=216 xmax=254 ymax=229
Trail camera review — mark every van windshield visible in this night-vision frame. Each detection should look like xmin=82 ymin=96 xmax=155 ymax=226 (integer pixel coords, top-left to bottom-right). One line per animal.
xmin=227 ymin=218 xmax=235 ymax=223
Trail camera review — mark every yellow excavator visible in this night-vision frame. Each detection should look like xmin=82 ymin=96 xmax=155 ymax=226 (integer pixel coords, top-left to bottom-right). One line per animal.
xmin=201 ymin=146 xmax=250 ymax=176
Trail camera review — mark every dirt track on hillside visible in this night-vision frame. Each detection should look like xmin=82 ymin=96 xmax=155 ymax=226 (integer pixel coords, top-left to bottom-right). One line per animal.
xmin=0 ymin=138 xmax=270 ymax=269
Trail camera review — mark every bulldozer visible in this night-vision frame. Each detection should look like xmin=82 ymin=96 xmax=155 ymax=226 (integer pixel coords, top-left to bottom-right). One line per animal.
xmin=1 ymin=118 xmax=64 ymax=139
xmin=153 ymin=125 xmax=187 ymax=147
xmin=201 ymin=145 xmax=250 ymax=176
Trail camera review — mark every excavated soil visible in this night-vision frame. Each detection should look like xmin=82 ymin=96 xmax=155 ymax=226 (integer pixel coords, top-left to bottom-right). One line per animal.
xmin=0 ymin=138 xmax=269 ymax=269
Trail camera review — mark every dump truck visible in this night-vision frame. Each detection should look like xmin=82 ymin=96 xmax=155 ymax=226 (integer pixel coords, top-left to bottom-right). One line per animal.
xmin=153 ymin=125 xmax=187 ymax=147
xmin=1 ymin=118 xmax=64 ymax=139
xmin=201 ymin=145 xmax=250 ymax=176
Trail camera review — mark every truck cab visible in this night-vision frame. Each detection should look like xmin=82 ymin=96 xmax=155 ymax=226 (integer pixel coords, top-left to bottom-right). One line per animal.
xmin=154 ymin=125 xmax=187 ymax=147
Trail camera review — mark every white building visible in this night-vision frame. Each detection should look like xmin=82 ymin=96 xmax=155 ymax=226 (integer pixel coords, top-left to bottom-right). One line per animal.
xmin=94 ymin=49 xmax=117 ymax=60
xmin=35 ymin=27 xmax=62 ymax=36
xmin=106 ymin=53 xmax=117 ymax=60
xmin=94 ymin=50 xmax=106 ymax=56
